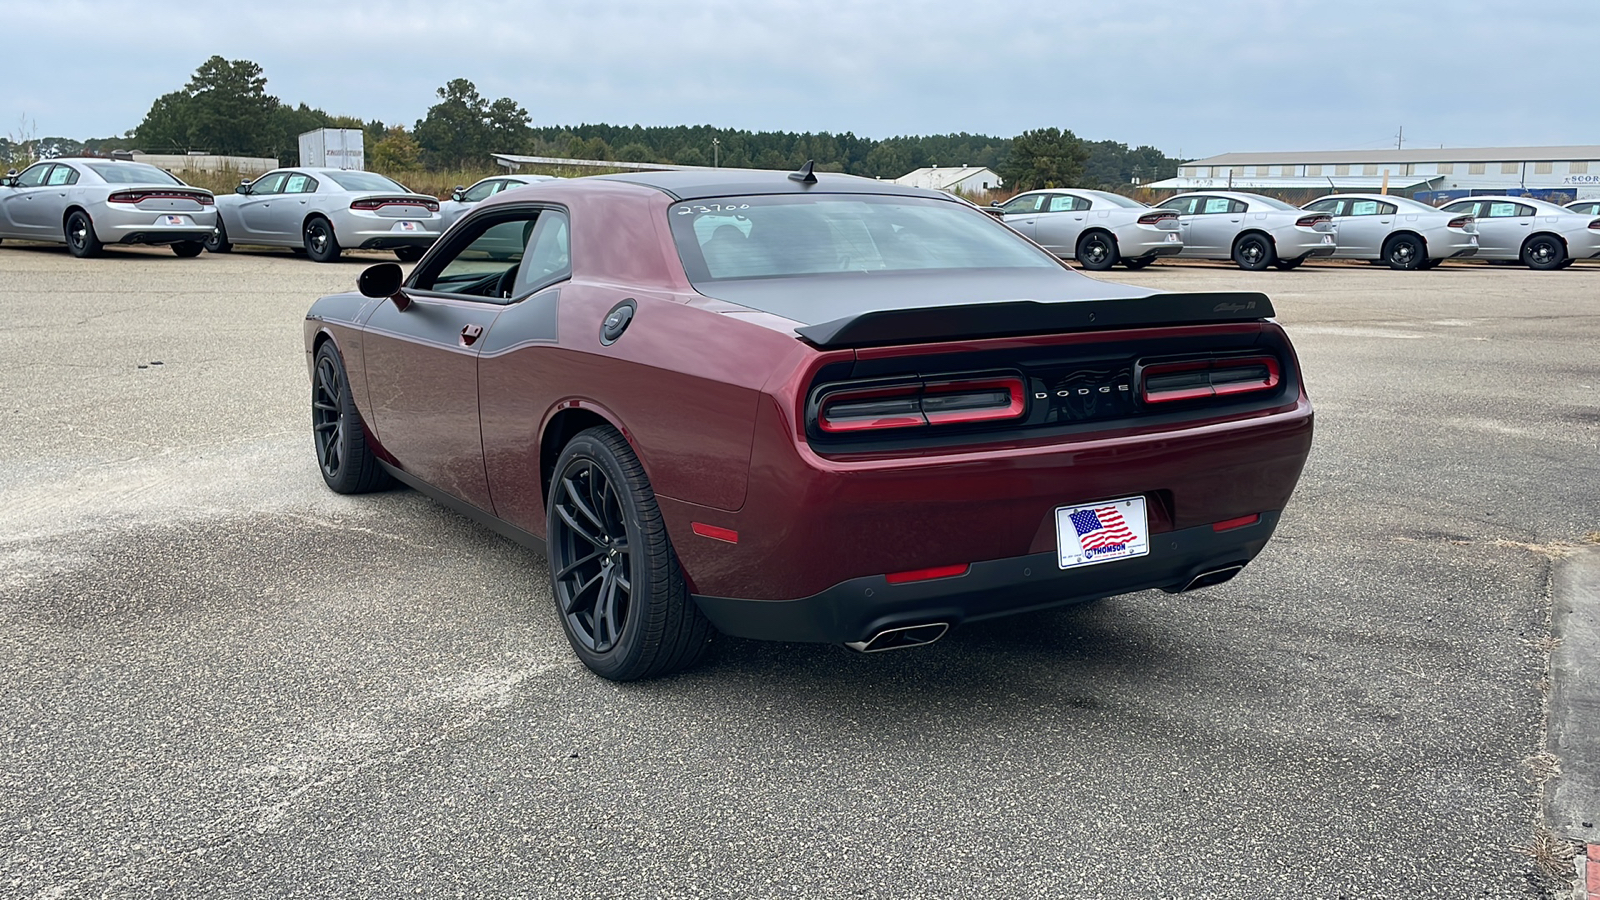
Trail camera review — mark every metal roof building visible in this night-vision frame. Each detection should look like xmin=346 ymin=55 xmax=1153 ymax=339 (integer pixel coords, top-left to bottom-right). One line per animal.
xmin=893 ymin=165 xmax=1002 ymax=194
xmin=1149 ymin=145 xmax=1600 ymax=202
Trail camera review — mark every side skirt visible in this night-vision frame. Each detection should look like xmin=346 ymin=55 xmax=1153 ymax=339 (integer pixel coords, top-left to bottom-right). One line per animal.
xmin=379 ymin=461 xmax=547 ymax=554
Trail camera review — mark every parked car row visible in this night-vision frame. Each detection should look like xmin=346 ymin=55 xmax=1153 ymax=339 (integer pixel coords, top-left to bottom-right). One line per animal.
xmin=995 ymin=188 xmax=1600 ymax=271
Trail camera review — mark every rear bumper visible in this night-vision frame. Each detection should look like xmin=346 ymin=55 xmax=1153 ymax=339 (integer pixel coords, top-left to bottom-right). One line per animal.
xmin=693 ymin=513 xmax=1281 ymax=643
xmin=99 ymin=208 xmax=218 ymax=245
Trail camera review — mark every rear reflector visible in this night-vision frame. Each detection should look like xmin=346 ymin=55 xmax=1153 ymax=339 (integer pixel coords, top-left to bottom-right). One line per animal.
xmin=1212 ymin=513 xmax=1262 ymax=532
xmin=1141 ymin=356 xmax=1281 ymax=404
xmin=885 ymin=564 xmax=970 ymax=584
xmin=690 ymin=522 xmax=739 ymax=544
xmin=817 ymin=374 xmax=1025 ymax=433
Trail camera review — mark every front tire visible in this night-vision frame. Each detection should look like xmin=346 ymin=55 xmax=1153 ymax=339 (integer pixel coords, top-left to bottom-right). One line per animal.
xmin=1522 ymin=234 xmax=1566 ymax=270
xmin=171 ymin=241 xmax=204 ymax=258
xmin=547 ymin=426 xmax=712 ymax=681
xmin=1074 ymin=231 xmax=1119 ymax=271
xmin=1232 ymin=233 xmax=1276 ymax=271
xmin=311 ymin=341 xmax=391 ymax=494
xmin=204 ymin=220 xmax=232 ymax=253
xmin=65 ymin=210 xmax=103 ymax=258
xmin=394 ymin=246 xmax=425 ymax=263
xmin=1383 ymin=234 xmax=1426 ymax=270
xmin=304 ymin=217 xmax=341 ymax=263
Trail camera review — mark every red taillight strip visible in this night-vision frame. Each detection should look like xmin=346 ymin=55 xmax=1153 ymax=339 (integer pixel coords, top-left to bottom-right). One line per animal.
xmin=108 ymin=190 xmax=214 ymax=205
xmin=1589 ymin=218 xmax=1600 ymax=231
xmin=1447 ymin=216 xmax=1475 ymax=230
xmin=816 ymin=375 xmax=1026 ymax=433
xmin=1137 ymin=211 xmax=1178 ymax=226
xmin=817 ymin=384 xmax=925 ymax=433
xmin=690 ymin=522 xmax=739 ymax=544
xmin=1295 ymin=214 xmax=1332 ymax=228
xmin=920 ymin=376 xmax=1025 ymax=425
xmin=351 ymin=197 xmax=440 ymax=212
xmin=1213 ymin=513 xmax=1261 ymax=532
xmin=885 ymin=564 xmax=970 ymax=584
xmin=1141 ymin=356 xmax=1281 ymax=404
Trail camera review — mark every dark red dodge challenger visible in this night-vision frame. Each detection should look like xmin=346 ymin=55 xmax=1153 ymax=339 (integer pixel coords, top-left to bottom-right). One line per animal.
xmin=304 ymin=166 xmax=1313 ymax=681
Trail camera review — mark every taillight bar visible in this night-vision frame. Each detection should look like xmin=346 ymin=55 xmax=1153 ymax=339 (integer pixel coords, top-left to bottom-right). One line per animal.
xmin=350 ymin=197 xmax=440 ymax=212
xmin=1447 ymin=216 xmax=1475 ymax=230
xmin=1139 ymin=356 xmax=1281 ymax=404
xmin=1295 ymin=214 xmax=1332 ymax=229
xmin=1589 ymin=218 xmax=1600 ymax=231
xmin=1137 ymin=211 xmax=1178 ymax=226
xmin=816 ymin=374 xmax=1026 ymax=433
xmin=107 ymin=190 xmax=214 ymax=206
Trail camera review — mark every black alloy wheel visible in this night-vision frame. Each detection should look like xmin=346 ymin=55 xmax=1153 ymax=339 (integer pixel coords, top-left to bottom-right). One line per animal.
xmin=547 ymin=426 xmax=711 ymax=681
xmin=65 ymin=210 xmax=103 ymax=258
xmin=1522 ymin=234 xmax=1566 ymax=271
xmin=394 ymin=246 xmax=425 ymax=263
xmin=204 ymin=221 xmax=232 ymax=253
xmin=1075 ymin=231 xmax=1119 ymax=270
xmin=1384 ymin=234 xmax=1426 ymax=270
xmin=171 ymin=241 xmax=204 ymax=258
xmin=311 ymin=342 xmax=390 ymax=494
xmin=304 ymin=217 xmax=341 ymax=263
xmin=1232 ymin=233 xmax=1276 ymax=270
xmin=1121 ymin=256 xmax=1156 ymax=270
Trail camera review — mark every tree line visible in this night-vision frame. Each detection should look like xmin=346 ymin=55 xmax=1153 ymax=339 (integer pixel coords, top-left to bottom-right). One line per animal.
xmin=10 ymin=57 xmax=1179 ymax=191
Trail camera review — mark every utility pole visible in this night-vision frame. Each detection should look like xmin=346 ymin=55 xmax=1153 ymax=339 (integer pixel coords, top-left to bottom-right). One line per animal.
xmin=1396 ymin=126 xmax=1404 ymax=150
xmin=712 ymin=137 xmax=720 ymax=168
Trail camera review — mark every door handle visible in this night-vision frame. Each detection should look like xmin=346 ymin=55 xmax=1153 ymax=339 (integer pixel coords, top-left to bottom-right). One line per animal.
xmin=460 ymin=324 xmax=484 ymax=347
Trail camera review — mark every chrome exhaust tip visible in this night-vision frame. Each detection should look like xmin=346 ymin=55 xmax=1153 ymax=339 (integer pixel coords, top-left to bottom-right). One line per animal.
xmin=1178 ymin=564 xmax=1245 ymax=592
xmin=844 ymin=622 xmax=950 ymax=653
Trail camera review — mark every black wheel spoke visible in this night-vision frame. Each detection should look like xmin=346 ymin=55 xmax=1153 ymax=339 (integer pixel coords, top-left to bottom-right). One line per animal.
xmin=564 ymin=473 xmax=607 ymax=534
xmin=555 ymin=547 xmax=606 ymax=581
xmin=555 ymin=502 xmax=606 ymax=549
xmin=564 ymin=570 xmax=604 ymax=615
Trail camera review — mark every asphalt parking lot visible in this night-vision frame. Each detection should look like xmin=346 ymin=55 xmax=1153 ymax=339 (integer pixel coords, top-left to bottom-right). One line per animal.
xmin=2 ymin=244 xmax=1597 ymax=898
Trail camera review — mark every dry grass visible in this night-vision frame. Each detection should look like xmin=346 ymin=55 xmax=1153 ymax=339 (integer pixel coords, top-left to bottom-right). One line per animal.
xmin=1514 ymin=828 xmax=1580 ymax=881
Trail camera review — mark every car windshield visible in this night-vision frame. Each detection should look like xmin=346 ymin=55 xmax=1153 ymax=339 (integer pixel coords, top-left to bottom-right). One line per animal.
xmin=1092 ymin=192 xmax=1145 ymax=209
xmin=85 ymin=163 xmax=183 ymax=185
xmin=1247 ymin=195 xmax=1299 ymax=211
xmin=324 ymin=170 xmax=407 ymax=192
xmin=669 ymin=194 xmax=1059 ymax=282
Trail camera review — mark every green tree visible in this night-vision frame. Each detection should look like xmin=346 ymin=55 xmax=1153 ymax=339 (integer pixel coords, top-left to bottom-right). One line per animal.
xmin=369 ymin=126 xmax=422 ymax=172
xmin=998 ymin=127 xmax=1089 ymax=190
xmin=414 ymin=79 xmax=490 ymax=169
xmin=616 ymin=142 xmax=654 ymax=163
xmin=181 ymin=56 xmax=279 ymax=155
xmin=485 ymin=97 xmax=531 ymax=154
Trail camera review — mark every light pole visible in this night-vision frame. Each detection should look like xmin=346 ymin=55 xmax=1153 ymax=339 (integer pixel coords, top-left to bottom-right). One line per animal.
xmin=712 ymin=137 xmax=720 ymax=168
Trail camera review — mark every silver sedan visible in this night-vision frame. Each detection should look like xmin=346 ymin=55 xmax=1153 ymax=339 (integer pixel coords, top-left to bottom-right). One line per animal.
xmin=0 ymin=157 xmax=216 ymax=257
xmin=1155 ymin=191 xmax=1337 ymax=270
xmin=1438 ymin=196 xmax=1600 ymax=269
xmin=438 ymin=174 xmax=557 ymax=231
xmin=996 ymin=188 xmax=1181 ymax=270
xmin=1302 ymin=194 xmax=1478 ymax=270
xmin=208 ymin=168 xmax=443 ymax=263
xmin=1564 ymin=198 xmax=1600 ymax=217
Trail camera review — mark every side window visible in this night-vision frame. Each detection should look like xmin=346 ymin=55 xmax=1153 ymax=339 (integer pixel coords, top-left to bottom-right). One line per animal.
xmin=1513 ymin=204 xmax=1535 ymax=218
xmin=1229 ymin=200 xmax=1249 ymax=214
xmin=1046 ymin=194 xmax=1078 ymax=213
xmin=1159 ymin=196 xmax=1199 ymax=215
xmin=45 ymin=165 xmax=79 ymax=186
xmin=515 ymin=210 xmax=571 ymax=295
xmin=414 ymin=213 xmax=541 ymax=299
xmin=1377 ymin=202 xmax=1397 ymax=215
xmin=1304 ymin=199 xmax=1337 ymax=213
xmin=283 ymin=173 xmax=318 ymax=193
xmin=1201 ymin=197 xmax=1232 ymax=214
xmin=249 ymin=172 xmax=288 ymax=195
xmin=1350 ymin=200 xmax=1380 ymax=216
xmin=14 ymin=163 xmax=52 ymax=187
xmin=1000 ymin=194 xmax=1044 ymax=215
xmin=1486 ymin=202 xmax=1522 ymax=218
xmin=1441 ymin=201 xmax=1478 ymax=217
xmin=462 ymin=180 xmax=499 ymax=202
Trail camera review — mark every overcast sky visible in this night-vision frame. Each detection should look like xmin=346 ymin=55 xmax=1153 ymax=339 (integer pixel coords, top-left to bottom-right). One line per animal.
xmin=4 ymin=0 xmax=1596 ymax=160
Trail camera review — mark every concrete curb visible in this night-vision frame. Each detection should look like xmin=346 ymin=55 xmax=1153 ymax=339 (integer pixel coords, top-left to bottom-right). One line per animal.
xmin=1549 ymin=546 xmax=1600 ymax=848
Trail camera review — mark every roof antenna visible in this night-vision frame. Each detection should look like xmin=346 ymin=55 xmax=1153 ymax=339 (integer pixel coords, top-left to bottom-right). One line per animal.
xmin=788 ymin=159 xmax=817 ymax=184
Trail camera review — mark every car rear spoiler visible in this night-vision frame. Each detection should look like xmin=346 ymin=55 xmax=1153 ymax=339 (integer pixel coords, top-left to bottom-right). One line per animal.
xmin=794 ymin=292 xmax=1276 ymax=349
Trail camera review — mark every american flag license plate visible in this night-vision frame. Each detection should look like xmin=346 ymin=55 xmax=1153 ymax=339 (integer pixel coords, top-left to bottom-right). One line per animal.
xmin=1056 ymin=496 xmax=1150 ymax=570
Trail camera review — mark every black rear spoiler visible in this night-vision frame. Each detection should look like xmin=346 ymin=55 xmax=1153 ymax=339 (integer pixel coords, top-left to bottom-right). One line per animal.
xmin=794 ymin=292 xmax=1275 ymax=349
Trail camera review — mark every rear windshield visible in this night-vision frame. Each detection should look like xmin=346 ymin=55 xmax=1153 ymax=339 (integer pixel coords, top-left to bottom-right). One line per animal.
xmin=85 ymin=163 xmax=182 ymax=185
xmin=668 ymin=194 xmax=1059 ymax=282
xmin=1248 ymin=195 xmax=1299 ymax=212
xmin=324 ymin=170 xmax=407 ymax=192
xmin=1093 ymin=192 xmax=1145 ymax=209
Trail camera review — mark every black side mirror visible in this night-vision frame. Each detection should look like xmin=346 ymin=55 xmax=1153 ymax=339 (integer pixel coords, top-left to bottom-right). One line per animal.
xmin=358 ymin=263 xmax=410 ymax=310
xmin=990 ymin=200 xmax=1001 ymax=207
xmin=235 ymin=181 xmax=252 ymax=195
xmin=451 ymin=186 xmax=465 ymax=202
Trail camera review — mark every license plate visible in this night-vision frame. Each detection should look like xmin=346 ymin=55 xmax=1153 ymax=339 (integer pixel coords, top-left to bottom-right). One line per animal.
xmin=1322 ymin=234 xmax=1334 ymax=244
xmin=1165 ymin=232 xmax=1179 ymax=242
xmin=1057 ymin=496 xmax=1150 ymax=570
xmin=394 ymin=221 xmax=420 ymax=232
xmin=162 ymin=215 xmax=188 ymax=226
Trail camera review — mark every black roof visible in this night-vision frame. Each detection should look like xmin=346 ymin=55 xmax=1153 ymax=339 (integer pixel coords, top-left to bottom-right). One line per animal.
xmin=598 ymin=169 xmax=948 ymax=202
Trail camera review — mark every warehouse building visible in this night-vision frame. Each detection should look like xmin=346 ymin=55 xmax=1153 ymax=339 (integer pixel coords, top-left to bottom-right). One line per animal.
xmin=1149 ymin=146 xmax=1600 ymax=203
xmin=893 ymin=165 xmax=1002 ymax=194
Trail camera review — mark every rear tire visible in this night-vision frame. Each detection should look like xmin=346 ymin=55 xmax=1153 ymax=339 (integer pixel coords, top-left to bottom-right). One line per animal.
xmin=1121 ymin=256 xmax=1156 ymax=270
xmin=1383 ymin=234 xmax=1426 ymax=270
xmin=394 ymin=246 xmax=425 ymax=263
xmin=311 ymin=341 xmax=391 ymax=494
xmin=547 ymin=426 xmax=712 ymax=681
xmin=171 ymin=241 xmax=204 ymax=258
xmin=1521 ymin=234 xmax=1566 ymax=270
xmin=204 ymin=220 xmax=232 ymax=253
xmin=1272 ymin=256 xmax=1305 ymax=270
xmin=1232 ymin=233 xmax=1276 ymax=271
xmin=1074 ymin=231 xmax=1119 ymax=271
xmin=304 ymin=216 xmax=341 ymax=263
xmin=65 ymin=210 xmax=103 ymax=258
